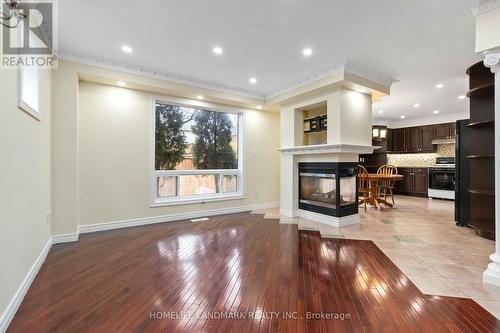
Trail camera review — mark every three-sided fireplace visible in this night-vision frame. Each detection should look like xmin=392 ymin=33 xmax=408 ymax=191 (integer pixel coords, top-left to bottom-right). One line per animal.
xmin=299 ymin=162 xmax=358 ymax=217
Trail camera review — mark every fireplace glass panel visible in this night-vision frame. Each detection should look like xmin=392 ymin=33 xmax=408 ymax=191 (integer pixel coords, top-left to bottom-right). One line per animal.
xmin=299 ymin=173 xmax=336 ymax=209
xmin=339 ymin=167 xmax=357 ymax=207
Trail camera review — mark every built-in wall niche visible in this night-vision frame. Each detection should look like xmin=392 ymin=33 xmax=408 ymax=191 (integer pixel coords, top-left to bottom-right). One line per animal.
xmin=299 ymin=101 xmax=327 ymax=146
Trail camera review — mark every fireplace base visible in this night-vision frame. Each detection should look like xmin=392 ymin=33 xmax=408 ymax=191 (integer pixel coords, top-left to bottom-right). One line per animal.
xmin=280 ymin=209 xmax=360 ymax=228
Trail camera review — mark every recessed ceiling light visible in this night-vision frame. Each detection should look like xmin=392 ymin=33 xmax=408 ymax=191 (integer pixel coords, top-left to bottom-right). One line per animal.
xmin=249 ymin=77 xmax=257 ymax=84
xmin=302 ymin=48 xmax=313 ymax=57
xmin=413 ymin=103 xmax=420 ymax=108
xmin=212 ymin=46 xmax=223 ymax=55
xmin=378 ymin=110 xmax=384 ymax=114
xmin=400 ymin=115 xmax=406 ymax=119
xmin=458 ymin=95 xmax=466 ymax=100
xmin=256 ymin=105 xmax=262 ymax=110
xmin=433 ymin=110 xmax=440 ymax=114
xmin=197 ymin=95 xmax=204 ymax=100
xmin=435 ymin=83 xmax=444 ymax=89
xmin=117 ymin=81 xmax=126 ymax=87
xmin=121 ymin=45 xmax=133 ymax=54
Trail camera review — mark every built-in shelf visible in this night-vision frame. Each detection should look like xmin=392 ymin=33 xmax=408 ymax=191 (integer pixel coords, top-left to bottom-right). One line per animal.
xmin=466 ymin=83 xmax=494 ymax=98
xmin=468 ymin=188 xmax=495 ymax=196
xmin=304 ymin=114 xmax=326 ymax=121
xmin=304 ymin=129 xmax=327 ymax=134
xmin=468 ymin=120 xmax=494 ymax=128
xmin=465 ymin=60 xmax=495 ymax=241
xmin=467 ymin=155 xmax=494 ymax=159
xmin=302 ymin=105 xmax=327 ymax=146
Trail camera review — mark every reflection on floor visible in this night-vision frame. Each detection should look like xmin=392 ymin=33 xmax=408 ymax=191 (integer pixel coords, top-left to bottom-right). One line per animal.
xmin=8 ymin=210 xmax=498 ymax=332
xmin=252 ymin=195 xmax=500 ymax=318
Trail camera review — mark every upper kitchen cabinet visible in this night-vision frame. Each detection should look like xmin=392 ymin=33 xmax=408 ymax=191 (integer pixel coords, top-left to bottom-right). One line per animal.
xmin=391 ymin=128 xmax=407 ymax=152
xmin=421 ymin=126 xmax=434 ymax=151
xmin=433 ymin=123 xmax=455 ymax=140
xmin=408 ymin=126 xmax=435 ymax=153
xmin=387 ymin=122 xmax=455 ymax=153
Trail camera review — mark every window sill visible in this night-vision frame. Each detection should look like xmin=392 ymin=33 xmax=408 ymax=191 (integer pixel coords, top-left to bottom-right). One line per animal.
xmin=150 ymin=194 xmax=246 ymax=207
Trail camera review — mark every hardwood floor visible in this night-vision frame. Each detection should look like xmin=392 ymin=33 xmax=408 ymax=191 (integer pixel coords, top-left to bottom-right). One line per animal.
xmin=8 ymin=212 xmax=499 ymax=332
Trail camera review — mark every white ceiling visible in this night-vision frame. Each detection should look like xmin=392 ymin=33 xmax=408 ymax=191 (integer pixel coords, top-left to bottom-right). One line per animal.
xmin=59 ymin=0 xmax=480 ymax=119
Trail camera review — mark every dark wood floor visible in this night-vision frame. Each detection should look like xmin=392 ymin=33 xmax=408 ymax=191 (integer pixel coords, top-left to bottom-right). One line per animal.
xmin=8 ymin=212 xmax=499 ymax=332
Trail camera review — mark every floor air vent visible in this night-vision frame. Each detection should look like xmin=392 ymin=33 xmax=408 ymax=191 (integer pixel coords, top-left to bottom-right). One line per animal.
xmin=191 ymin=217 xmax=210 ymax=223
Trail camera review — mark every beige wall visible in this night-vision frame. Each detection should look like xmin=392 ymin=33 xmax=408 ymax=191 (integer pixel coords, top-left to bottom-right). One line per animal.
xmin=51 ymin=62 xmax=79 ymax=234
xmin=50 ymin=62 xmax=280 ymax=231
xmin=0 ymin=69 xmax=52 ymax=321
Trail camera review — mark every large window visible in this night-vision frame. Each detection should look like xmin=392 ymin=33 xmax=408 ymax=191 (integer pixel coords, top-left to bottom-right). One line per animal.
xmin=151 ymin=99 xmax=243 ymax=205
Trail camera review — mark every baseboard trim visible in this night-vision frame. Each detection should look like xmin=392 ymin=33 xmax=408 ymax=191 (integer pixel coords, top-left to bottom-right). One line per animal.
xmin=0 ymin=237 xmax=52 ymax=333
xmin=297 ymin=210 xmax=360 ymax=228
xmin=279 ymin=209 xmax=298 ymax=218
xmin=52 ymin=232 xmax=80 ymax=244
xmin=78 ymin=202 xmax=280 ymax=234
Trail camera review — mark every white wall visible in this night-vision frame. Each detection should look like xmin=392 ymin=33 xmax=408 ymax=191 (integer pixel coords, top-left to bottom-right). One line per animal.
xmin=338 ymin=88 xmax=372 ymax=145
xmin=76 ymin=81 xmax=280 ymax=226
xmin=0 ymin=69 xmax=52 ymax=328
xmin=476 ymin=6 xmax=500 ymax=52
xmin=375 ymin=111 xmax=469 ymax=129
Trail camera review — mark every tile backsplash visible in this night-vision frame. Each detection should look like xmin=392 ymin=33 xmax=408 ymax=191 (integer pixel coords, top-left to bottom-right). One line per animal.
xmin=387 ymin=144 xmax=455 ymax=167
xmin=436 ymin=143 xmax=455 ymax=158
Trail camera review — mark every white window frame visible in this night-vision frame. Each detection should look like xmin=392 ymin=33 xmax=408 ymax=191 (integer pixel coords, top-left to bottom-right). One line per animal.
xmin=17 ymin=26 xmax=41 ymax=120
xmin=150 ymin=96 xmax=244 ymax=207
xmin=19 ymin=66 xmax=41 ymax=120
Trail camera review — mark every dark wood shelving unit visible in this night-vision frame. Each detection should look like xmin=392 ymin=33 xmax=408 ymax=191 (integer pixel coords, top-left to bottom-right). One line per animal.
xmin=467 ymin=155 xmax=494 ymax=159
xmin=466 ymin=83 xmax=494 ymax=98
xmin=468 ymin=188 xmax=495 ymax=196
xmin=468 ymin=120 xmax=494 ymax=128
xmin=466 ymin=61 xmax=495 ymax=240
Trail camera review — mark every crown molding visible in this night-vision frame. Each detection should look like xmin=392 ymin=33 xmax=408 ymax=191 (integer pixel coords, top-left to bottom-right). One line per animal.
xmin=59 ymin=50 xmax=394 ymax=104
xmin=461 ymin=0 xmax=500 ymax=25
xmin=59 ymin=50 xmax=266 ymax=100
xmin=265 ymin=62 xmax=395 ymax=100
xmin=265 ymin=65 xmax=345 ymax=99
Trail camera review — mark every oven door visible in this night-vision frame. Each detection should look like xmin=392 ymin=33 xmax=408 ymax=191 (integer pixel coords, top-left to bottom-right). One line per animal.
xmin=428 ymin=168 xmax=455 ymax=191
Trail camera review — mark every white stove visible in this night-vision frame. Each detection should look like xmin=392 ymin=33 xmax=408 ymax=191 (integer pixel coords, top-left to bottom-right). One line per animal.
xmin=428 ymin=157 xmax=455 ymax=200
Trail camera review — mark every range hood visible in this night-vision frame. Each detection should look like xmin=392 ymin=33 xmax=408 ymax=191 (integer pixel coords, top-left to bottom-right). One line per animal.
xmin=432 ymin=138 xmax=455 ymax=145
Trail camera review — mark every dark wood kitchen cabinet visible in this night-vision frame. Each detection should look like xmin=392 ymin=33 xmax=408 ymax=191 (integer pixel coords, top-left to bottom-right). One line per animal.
xmin=421 ymin=126 xmax=434 ymax=152
xmin=395 ymin=167 xmax=428 ymax=197
xmin=408 ymin=127 xmax=420 ymax=152
xmin=413 ymin=169 xmax=429 ymax=195
xmin=388 ymin=123 xmax=453 ymax=153
xmin=396 ymin=168 xmax=413 ymax=193
xmin=408 ymin=127 xmax=434 ymax=153
xmin=433 ymin=123 xmax=455 ymax=140
xmin=391 ymin=128 xmax=407 ymax=152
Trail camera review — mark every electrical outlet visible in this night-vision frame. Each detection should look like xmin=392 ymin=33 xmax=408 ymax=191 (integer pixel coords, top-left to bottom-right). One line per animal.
xmin=254 ymin=190 xmax=259 ymax=198
xmin=46 ymin=211 xmax=52 ymax=225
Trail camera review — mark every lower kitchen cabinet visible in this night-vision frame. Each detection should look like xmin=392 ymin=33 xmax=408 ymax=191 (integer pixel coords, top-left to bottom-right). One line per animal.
xmin=394 ymin=167 xmax=428 ymax=197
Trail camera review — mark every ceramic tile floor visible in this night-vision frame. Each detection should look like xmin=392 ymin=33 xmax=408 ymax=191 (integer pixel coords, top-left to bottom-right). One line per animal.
xmin=251 ymin=195 xmax=500 ymax=318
